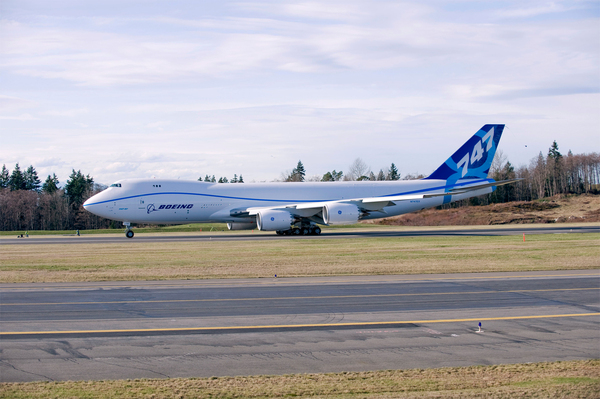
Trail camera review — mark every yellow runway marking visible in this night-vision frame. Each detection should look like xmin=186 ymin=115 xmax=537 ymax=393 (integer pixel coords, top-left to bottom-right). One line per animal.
xmin=1 ymin=272 xmax=598 ymax=291
xmin=1 ymin=313 xmax=598 ymax=336
xmin=2 ymin=287 xmax=597 ymax=307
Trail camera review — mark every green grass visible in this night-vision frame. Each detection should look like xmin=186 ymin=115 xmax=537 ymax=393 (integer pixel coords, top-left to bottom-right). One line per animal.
xmin=1 ymin=360 xmax=598 ymax=399
xmin=0 ymin=223 xmax=232 ymax=236
xmin=1 ymin=232 xmax=598 ymax=283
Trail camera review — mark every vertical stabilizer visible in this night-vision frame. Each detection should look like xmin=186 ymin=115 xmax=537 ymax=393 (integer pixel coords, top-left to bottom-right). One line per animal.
xmin=426 ymin=124 xmax=504 ymax=182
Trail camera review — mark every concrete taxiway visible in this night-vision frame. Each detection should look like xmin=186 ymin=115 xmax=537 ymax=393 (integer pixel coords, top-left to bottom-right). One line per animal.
xmin=1 ymin=270 xmax=598 ymax=382
xmin=1 ymin=224 xmax=598 ymax=245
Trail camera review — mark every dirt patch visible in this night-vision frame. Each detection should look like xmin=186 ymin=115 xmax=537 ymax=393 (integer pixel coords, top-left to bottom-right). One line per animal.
xmin=373 ymin=194 xmax=600 ymax=226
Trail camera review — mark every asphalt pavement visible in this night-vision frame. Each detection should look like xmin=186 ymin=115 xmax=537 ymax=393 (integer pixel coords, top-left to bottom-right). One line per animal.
xmin=1 ymin=270 xmax=598 ymax=381
xmin=1 ymin=224 xmax=598 ymax=245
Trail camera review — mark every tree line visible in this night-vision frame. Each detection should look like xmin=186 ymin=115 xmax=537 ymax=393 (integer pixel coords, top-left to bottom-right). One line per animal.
xmin=0 ymin=166 xmax=109 ymax=232
xmin=281 ymin=160 xmax=401 ymax=182
xmin=477 ymin=142 xmax=599 ymax=206
xmin=0 ymin=141 xmax=598 ymax=231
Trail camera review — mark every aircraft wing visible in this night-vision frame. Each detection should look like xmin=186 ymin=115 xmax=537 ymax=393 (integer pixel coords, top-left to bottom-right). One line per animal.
xmin=245 ymin=178 xmax=522 ymax=217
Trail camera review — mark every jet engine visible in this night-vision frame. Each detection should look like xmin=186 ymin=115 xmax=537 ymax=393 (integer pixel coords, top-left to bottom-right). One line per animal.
xmin=322 ymin=203 xmax=360 ymax=225
xmin=227 ymin=221 xmax=258 ymax=230
xmin=256 ymin=209 xmax=294 ymax=231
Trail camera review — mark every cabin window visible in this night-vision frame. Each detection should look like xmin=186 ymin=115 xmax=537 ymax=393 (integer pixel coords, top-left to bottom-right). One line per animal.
xmin=110 ymin=183 xmax=122 ymax=187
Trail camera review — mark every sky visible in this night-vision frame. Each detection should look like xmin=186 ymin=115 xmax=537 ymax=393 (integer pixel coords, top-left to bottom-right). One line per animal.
xmin=1 ymin=0 xmax=599 ymax=186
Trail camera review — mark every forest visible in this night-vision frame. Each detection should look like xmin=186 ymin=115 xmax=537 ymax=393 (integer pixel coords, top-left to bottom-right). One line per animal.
xmin=1 ymin=141 xmax=598 ymax=232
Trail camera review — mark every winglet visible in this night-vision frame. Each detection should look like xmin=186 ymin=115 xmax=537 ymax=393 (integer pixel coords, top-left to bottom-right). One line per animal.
xmin=425 ymin=124 xmax=504 ymax=181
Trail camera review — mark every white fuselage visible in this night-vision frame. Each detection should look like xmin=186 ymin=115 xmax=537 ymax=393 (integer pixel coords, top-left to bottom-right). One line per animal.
xmin=83 ymin=178 xmax=492 ymax=225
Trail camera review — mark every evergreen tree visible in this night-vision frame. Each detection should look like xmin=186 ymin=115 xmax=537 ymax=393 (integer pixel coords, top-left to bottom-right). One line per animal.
xmin=548 ymin=141 xmax=562 ymax=161
xmin=8 ymin=163 xmax=25 ymax=191
xmin=322 ymin=170 xmax=343 ymax=181
xmin=211 ymin=175 xmax=216 ymax=183
xmin=231 ymin=174 xmax=238 ymax=183
xmin=288 ymin=160 xmax=306 ymax=182
xmin=42 ymin=174 xmax=60 ymax=194
xmin=376 ymin=169 xmax=386 ymax=181
xmin=238 ymin=175 xmax=244 ymax=183
xmin=64 ymin=169 xmax=94 ymax=205
xmin=0 ymin=164 xmax=9 ymax=188
xmin=547 ymin=141 xmax=564 ymax=196
xmin=388 ymin=163 xmax=400 ymax=180
xmin=198 ymin=176 xmax=203 ymax=181
xmin=204 ymin=175 xmax=211 ymax=182
xmin=24 ymin=165 xmax=41 ymax=191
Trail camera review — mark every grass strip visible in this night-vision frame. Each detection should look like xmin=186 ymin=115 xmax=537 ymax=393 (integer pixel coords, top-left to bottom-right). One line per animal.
xmin=1 ymin=360 xmax=598 ymax=399
xmin=3 ymin=221 xmax=596 ymax=236
xmin=1 ymin=233 xmax=599 ymax=283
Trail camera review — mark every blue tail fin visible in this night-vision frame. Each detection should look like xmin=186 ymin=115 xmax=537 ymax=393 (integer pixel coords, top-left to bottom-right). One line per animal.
xmin=426 ymin=124 xmax=504 ymax=181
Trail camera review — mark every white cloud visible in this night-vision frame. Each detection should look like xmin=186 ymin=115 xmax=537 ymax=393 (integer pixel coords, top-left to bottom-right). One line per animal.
xmin=0 ymin=0 xmax=598 ymax=184
xmin=497 ymin=2 xmax=572 ymax=18
xmin=146 ymin=121 xmax=171 ymax=129
xmin=42 ymin=108 xmax=89 ymax=117
xmin=0 ymin=113 xmax=37 ymax=120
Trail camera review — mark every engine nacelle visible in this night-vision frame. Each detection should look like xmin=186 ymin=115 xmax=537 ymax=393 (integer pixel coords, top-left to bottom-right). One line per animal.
xmin=322 ymin=203 xmax=360 ymax=225
xmin=256 ymin=209 xmax=294 ymax=231
xmin=227 ymin=221 xmax=258 ymax=230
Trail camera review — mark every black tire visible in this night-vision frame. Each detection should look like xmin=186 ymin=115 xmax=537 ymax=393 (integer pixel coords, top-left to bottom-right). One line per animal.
xmin=126 ymin=230 xmax=134 ymax=238
xmin=292 ymin=228 xmax=300 ymax=235
xmin=314 ymin=227 xmax=321 ymax=235
xmin=302 ymin=228 xmax=309 ymax=235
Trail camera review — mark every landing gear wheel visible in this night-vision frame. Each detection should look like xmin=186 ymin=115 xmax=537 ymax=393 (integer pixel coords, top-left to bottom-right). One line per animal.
xmin=126 ymin=230 xmax=134 ymax=238
xmin=302 ymin=227 xmax=309 ymax=235
xmin=292 ymin=228 xmax=300 ymax=235
xmin=276 ymin=230 xmax=284 ymax=235
xmin=314 ymin=226 xmax=321 ymax=235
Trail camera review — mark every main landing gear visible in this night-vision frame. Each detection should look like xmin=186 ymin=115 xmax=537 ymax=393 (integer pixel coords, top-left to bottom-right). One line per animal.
xmin=276 ymin=225 xmax=322 ymax=236
xmin=124 ymin=222 xmax=134 ymax=238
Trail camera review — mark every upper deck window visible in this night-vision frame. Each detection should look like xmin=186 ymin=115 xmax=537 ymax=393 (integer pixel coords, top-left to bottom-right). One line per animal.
xmin=110 ymin=183 xmax=122 ymax=187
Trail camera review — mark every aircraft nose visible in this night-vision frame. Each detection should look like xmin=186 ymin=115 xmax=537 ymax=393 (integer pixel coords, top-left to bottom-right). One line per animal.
xmin=83 ymin=196 xmax=94 ymax=207
xmin=83 ymin=192 xmax=103 ymax=209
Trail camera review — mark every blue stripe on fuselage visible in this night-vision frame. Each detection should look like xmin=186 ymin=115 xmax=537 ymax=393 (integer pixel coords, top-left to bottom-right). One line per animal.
xmin=82 ymin=179 xmax=491 ymax=207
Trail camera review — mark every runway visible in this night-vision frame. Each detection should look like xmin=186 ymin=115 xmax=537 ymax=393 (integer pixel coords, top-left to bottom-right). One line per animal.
xmin=1 ymin=224 xmax=598 ymax=245
xmin=1 ymin=270 xmax=599 ymax=382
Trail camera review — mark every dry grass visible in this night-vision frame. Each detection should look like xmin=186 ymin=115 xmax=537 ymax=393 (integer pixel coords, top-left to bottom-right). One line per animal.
xmin=375 ymin=194 xmax=600 ymax=226
xmin=1 ymin=233 xmax=598 ymax=283
xmin=1 ymin=360 xmax=598 ymax=398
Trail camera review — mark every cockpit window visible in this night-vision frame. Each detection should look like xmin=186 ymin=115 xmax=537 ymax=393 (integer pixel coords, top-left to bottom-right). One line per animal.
xmin=110 ymin=183 xmax=122 ymax=187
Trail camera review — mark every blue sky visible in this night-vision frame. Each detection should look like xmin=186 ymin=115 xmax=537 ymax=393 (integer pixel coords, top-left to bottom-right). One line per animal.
xmin=1 ymin=0 xmax=599 ymax=185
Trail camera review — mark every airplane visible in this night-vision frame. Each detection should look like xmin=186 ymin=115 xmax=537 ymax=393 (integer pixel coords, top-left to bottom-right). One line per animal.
xmin=83 ymin=124 xmax=520 ymax=238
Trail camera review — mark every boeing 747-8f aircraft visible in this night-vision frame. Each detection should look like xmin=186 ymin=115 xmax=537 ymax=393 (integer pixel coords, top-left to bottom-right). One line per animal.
xmin=84 ymin=124 xmax=519 ymax=237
